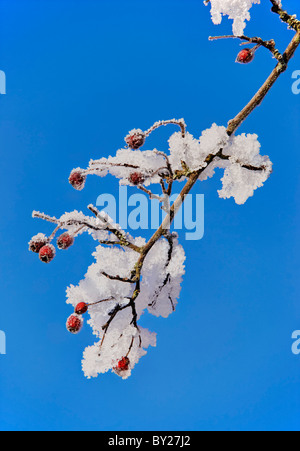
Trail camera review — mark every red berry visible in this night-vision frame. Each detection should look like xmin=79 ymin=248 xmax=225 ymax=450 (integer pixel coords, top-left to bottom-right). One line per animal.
xmin=69 ymin=170 xmax=86 ymax=191
xmin=75 ymin=302 xmax=88 ymax=315
xmin=236 ymin=48 xmax=255 ymax=64
xmin=117 ymin=356 xmax=130 ymax=371
xmin=125 ymin=130 xmax=145 ymax=150
xmin=57 ymin=232 xmax=74 ymax=250
xmin=129 ymin=172 xmax=145 ymax=185
xmin=66 ymin=315 xmax=83 ymax=334
xmin=39 ymin=244 xmax=55 ymax=263
xmin=29 ymin=234 xmax=48 ymax=253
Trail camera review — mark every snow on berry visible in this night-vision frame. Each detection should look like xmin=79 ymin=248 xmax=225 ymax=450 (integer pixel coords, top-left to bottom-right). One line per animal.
xmin=125 ymin=129 xmax=146 ymax=149
xmin=82 ymin=326 xmax=155 ymax=379
xmin=114 ymin=356 xmax=130 ymax=375
xmin=129 ymin=172 xmax=145 ymax=185
xmin=207 ymin=0 xmax=261 ymax=36
xmin=57 ymin=210 xmax=111 ymax=243
xmin=66 ymin=314 xmax=83 ymax=334
xmin=39 ymin=244 xmax=56 ymax=263
xmin=29 ymin=233 xmax=48 ymax=253
xmin=236 ymin=48 xmax=255 ymax=64
xmin=75 ymin=302 xmax=88 ymax=315
xmin=69 ymin=169 xmax=86 ymax=191
xmin=57 ymin=232 xmax=74 ymax=250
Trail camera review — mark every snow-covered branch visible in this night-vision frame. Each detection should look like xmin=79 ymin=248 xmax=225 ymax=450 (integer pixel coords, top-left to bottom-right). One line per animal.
xmin=29 ymin=0 xmax=300 ymax=379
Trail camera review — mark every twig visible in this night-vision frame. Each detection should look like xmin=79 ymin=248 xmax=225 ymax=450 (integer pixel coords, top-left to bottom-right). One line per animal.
xmin=209 ymin=34 xmax=286 ymax=65
xmin=270 ymin=1 xmax=300 ymax=31
xmin=101 ymin=272 xmax=135 ymax=284
xmin=136 ymin=185 xmax=164 ymax=201
xmin=87 ymin=297 xmax=115 ymax=307
xmin=144 ymin=119 xmax=186 ymax=138
xmin=88 ymin=204 xmax=143 ymax=253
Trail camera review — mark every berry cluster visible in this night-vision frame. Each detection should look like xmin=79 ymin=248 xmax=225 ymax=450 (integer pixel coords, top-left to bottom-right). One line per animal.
xmin=66 ymin=301 xmax=130 ymax=376
xmin=66 ymin=303 xmax=88 ymax=334
xmin=29 ymin=232 xmax=75 ymax=264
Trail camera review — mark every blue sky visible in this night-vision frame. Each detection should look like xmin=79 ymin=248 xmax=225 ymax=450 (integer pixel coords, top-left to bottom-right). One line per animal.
xmin=0 ymin=0 xmax=300 ymax=431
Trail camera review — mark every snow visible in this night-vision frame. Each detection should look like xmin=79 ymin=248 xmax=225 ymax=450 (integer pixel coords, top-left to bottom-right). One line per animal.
xmin=66 ymin=237 xmax=185 ymax=379
xmin=168 ymin=125 xmax=229 ymax=173
xmin=219 ymin=133 xmax=272 ymax=204
xmin=168 ymin=124 xmax=229 ymax=173
xmin=168 ymin=124 xmax=272 ymax=204
xmin=87 ymin=149 xmax=166 ymax=186
xmin=28 ymin=233 xmax=47 ymax=249
xmin=218 ymin=162 xmax=271 ymax=205
xmin=206 ymin=0 xmax=261 ymax=36
xmin=139 ymin=236 xmax=186 ymax=319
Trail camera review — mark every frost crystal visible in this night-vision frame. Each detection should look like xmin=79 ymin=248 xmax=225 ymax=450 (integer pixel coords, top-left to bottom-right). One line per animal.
xmin=207 ymin=0 xmax=261 ymax=36
xmin=218 ymin=162 xmax=271 ymax=205
xmin=88 ymin=149 xmax=166 ymax=186
xmin=169 ymin=124 xmax=229 ymax=173
xmin=28 ymin=233 xmax=47 ymax=250
xmin=219 ymin=133 xmax=272 ymax=204
xmin=139 ymin=237 xmax=186 ymax=319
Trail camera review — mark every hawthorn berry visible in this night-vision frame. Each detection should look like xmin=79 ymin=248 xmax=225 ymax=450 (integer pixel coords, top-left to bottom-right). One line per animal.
xmin=116 ymin=356 xmax=130 ymax=371
xmin=75 ymin=302 xmax=88 ymax=315
xmin=66 ymin=314 xmax=83 ymax=334
xmin=129 ymin=172 xmax=145 ymax=185
xmin=125 ymin=130 xmax=146 ymax=150
xmin=69 ymin=170 xmax=86 ymax=191
xmin=29 ymin=234 xmax=48 ymax=253
xmin=39 ymin=244 xmax=55 ymax=263
xmin=236 ymin=48 xmax=255 ymax=64
xmin=57 ymin=232 xmax=74 ymax=250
